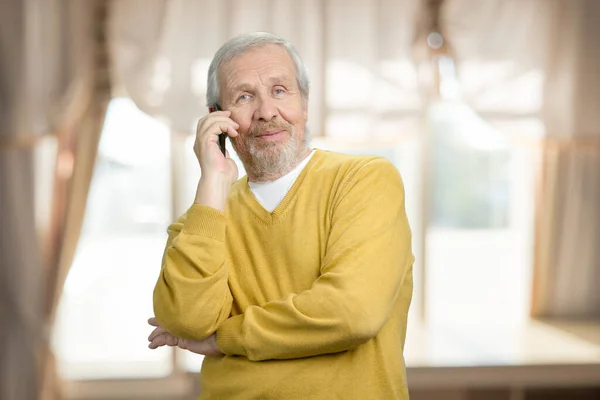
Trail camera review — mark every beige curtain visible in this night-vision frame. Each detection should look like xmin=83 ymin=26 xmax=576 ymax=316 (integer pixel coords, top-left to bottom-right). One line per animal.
xmin=532 ymin=0 xmax=600 ymax=318
xmin=439 ymin=0 xmax=600 ymax=318
xmin=0 ymin=151 xmax=42 ymax=399
xmin=44 ymin=0 xmax=112 ymax=326
xmin=439 ymin=0 xmax=551 ymax=116
xmin=42 ymin=2 xmax=113 ymax=399
xmin=0 ymin=1 xmax=41 ymax=398
xmin=0 ymin=1 xmax=110 ymax=399
xmin=108 ymin=0 xmax=422 ymax=139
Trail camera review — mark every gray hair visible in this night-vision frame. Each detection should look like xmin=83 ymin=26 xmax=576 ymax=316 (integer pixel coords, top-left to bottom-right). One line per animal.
xmin=206 ymin=32 xmax=310 ymax=107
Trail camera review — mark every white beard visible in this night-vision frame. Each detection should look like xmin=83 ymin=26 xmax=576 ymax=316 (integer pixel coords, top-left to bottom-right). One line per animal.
xmin=243 ymin=132 xmax=306 ymax=180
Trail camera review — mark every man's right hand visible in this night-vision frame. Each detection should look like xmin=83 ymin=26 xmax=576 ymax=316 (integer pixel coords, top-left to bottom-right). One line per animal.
xmin=147 ymin=317 xmax=222 ymax=356
xmin=193 ymin=110 xmax=240 ymax=211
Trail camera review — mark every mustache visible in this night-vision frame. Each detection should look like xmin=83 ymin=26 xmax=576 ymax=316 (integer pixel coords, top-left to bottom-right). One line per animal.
xmin=248 ymin=120 xmax=292 ymax=136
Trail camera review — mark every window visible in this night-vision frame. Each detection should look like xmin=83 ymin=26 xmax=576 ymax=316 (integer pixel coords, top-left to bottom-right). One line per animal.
xmin=320 ymin=56 xmax=540 ymax=330
xmin=52 ymin=98 xmax=173 ymax=379
xmin=421 ymin=54 xmax=541 ymax=327
xmin=428 ymin=101 xmax=511 ymax=229
xmin=425 ymin=101 xmax=536 ymax=328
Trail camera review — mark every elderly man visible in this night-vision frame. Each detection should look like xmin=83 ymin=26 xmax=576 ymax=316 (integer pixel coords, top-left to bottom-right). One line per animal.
xmin=148 ymin=32 xmax=414 ymax=399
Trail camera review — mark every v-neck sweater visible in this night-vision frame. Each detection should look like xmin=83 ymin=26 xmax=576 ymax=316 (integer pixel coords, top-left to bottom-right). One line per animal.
xmin=153 ymin=149 xmax=414 ymax=400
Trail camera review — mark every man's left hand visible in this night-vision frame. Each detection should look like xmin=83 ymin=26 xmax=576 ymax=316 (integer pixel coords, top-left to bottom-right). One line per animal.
xmin=147 ymin=317 xmax=222 ymax=356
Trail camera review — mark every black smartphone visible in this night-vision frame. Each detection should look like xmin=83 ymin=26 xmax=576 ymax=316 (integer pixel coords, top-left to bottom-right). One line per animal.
xmin=212 ymin=104 xmax=227 ymax=156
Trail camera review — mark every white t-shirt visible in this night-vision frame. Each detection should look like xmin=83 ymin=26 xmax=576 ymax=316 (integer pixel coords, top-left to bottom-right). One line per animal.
xmin=248 ymin=150 xmax=316 ymax=213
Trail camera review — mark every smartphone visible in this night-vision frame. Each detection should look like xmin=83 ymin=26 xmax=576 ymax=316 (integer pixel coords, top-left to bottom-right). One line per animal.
xmin=209 ymin=104 xmax=227 ymax=156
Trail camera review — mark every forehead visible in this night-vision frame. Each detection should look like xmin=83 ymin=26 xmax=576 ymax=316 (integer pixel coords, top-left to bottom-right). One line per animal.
xmin=219 ymin=44 xmax=296 ymax=88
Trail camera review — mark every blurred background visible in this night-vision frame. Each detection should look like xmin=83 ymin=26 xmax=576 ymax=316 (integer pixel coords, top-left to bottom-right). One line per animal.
xmin=1 ymin=0 xmax=599 ymax=399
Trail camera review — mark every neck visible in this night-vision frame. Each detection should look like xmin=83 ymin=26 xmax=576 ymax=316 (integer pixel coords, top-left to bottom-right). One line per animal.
xmin=246 ymin=147 xmax=312 ymax=182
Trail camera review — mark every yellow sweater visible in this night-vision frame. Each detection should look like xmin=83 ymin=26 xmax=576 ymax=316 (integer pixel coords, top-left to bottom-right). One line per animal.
xmin=153 ymin=149 xmax=414 ymax=399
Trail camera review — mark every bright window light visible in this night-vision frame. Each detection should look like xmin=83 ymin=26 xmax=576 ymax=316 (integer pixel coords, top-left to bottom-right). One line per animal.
xmin=52 ymin=98 xmax=173 ymax=380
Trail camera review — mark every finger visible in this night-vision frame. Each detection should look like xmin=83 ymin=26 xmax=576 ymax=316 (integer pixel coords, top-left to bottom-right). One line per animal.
xmin=148 ymin=326 xmax=167 ymax=342
xmin=208 ymin=110 xmax=231 ymax=117
xmin=198 ymin=110 xmax=231 ymax=126
xmin=166 ymin=334 xmax=178 ymax=347
xmin=147 ymin=317 xmax=159 ymax=327
xmin=148 ymin=326 xmax=168 ymax=342
xmin=225 ymin=125 xmax=239 ymax=138
xmin=148 ymin=334 xmax=167 ymax=349
xmin=204 ymin=121 xmax=239 ymax=140
xmin=197 ymin=114 xmax=238 ymax=135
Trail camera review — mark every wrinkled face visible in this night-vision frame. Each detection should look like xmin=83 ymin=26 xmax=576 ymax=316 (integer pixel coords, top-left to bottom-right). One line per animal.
xmin=218 ymin=44 xmax=309 ymax=179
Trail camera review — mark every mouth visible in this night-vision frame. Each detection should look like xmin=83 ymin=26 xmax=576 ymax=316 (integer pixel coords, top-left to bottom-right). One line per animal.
xmin=256 ymin=130 xmax=287 ymax=140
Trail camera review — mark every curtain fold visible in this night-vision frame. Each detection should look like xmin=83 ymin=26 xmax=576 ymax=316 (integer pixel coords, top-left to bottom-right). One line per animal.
xmin=533 ymin=141 xmax=600 ymax=317
xmin=439 ymin=0 xmax=550 ymax=116
xmin=44 ymin=0 xmax=112 ymax=325
xmin=531 ymin=0 xmax=600 ymax=318
xmin=42 ymin=2 xmax=113 ymax=399
xmin=0 ymin=147 xmax=42 ymax=400
xmin=0 ymin=1 xmax=110 ymax=399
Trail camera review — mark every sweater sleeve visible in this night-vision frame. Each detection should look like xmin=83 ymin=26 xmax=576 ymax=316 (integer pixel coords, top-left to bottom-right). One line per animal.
xmin=216 ymin=158 xmax=413 ymax=361
xmin=153 ymin=204 xmax=233 ymax=340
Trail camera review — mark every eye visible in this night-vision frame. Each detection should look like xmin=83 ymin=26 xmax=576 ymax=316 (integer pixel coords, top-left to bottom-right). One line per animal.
xmin=237 ymin=93 xmax=251 ymax=102
xmin=273 ymin=87 xmax=287 ymax=96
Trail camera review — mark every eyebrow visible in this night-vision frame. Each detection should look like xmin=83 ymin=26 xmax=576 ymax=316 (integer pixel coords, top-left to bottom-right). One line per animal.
xmin=231 ymin=75 xmax=293 ymax=92
xmin=268 ymin=75 xmax=292 ymax=85
xmin=230 ymin=83 xmax=255 ymax=93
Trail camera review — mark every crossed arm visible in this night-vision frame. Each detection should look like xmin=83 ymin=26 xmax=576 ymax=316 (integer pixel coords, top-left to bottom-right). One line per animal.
xmin=149 ymin=159 xmax=413 ymax=360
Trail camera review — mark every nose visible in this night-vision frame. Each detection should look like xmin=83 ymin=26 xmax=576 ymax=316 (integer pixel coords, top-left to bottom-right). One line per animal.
xmin=253 ymin=95 xmax=278 ymax=122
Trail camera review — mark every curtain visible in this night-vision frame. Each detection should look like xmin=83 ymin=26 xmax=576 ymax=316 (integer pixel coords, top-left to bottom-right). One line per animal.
xmin=0 ymin=1 xmax=110 ymax=399
xmin=0 ymin=2 xmax=35 ymax=399
xmin=42 ymin=2 xmax=113 ymax=399
xmin=439 ymin=0 xmax=600 ymax=318
xmin=532 ymin=0 xmax=600 ymax=318
xmin=439 ymin=0 xmax=550 ymax=118
xmin=0 ymin=0 xmax=80 ymax=397
xmin=108 ymin=0 xmax=422 ymax=140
